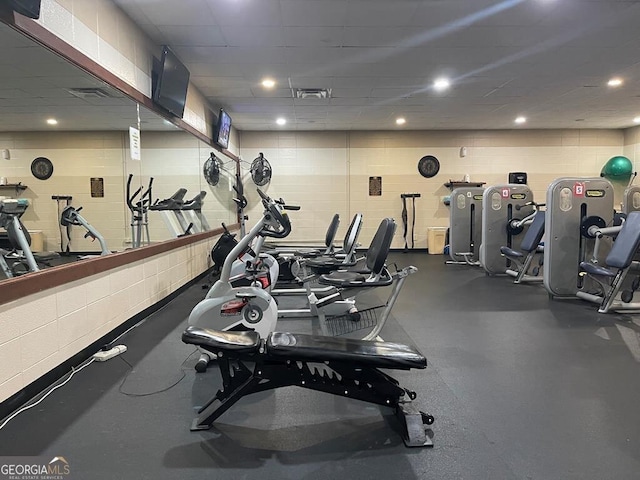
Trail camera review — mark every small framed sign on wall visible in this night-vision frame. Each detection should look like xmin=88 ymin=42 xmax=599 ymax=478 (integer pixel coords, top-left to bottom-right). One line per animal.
xmin=369 ymin=176 xmax=382 ymax=196
xmin=90 ymin=177 xmax=104 ymax=198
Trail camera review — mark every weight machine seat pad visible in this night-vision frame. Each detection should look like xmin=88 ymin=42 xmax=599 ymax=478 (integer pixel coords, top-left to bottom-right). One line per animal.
xmin=319 ymin=270 xmax=394 ymax=288
xmin=579 ymin=262 xmax=616 ymax=277
xmin=182 ymin=326 xmax=261 ymax=354
xmin=605 ymin=211 xmax=640 ymax=269
xmin=267 ymin=332 xmax=427 ymax=370
xmin=500 ymin=246 xmax=523 ymax=258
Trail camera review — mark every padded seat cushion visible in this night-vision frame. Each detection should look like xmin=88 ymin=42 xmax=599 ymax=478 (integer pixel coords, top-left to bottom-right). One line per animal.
xmin=305 ymin=256 xmax=355 ymax=274
xmin=319 ymin=270 xmax=394 ymax=287
xmin=295 ymin=248 xmax=322 ymax=258
xmin=266 ymin=332 xmax=427 ymax=370
xmin=306 ymin=255 xmax=347 ymax=267
xmin=579 ymin=261 xmax=616 ymax=277
xmin=500 ymin=246 xmax=523 ymax=258
xmin=320 ymin=271 xmax=366 ymax=283
xmin=34 ymin=251 xmax=59 ymax=261
xmin=182 ymin=326 xmax=261 ymax=354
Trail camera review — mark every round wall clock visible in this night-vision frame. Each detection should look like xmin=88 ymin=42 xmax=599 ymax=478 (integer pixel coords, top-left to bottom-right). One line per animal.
xmin=31 ymin=157 xmax=54 ymax=180
xmin=418 ymin=155 xmax=440 ymax=178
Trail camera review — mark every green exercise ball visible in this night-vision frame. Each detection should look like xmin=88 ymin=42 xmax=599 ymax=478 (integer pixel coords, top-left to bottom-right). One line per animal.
xmin=601 ymin=156 xmax=633 ymax=180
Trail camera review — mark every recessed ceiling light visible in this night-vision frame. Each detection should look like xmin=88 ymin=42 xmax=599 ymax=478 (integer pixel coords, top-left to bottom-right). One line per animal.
xmin=607 ymin=78 xmax=623 ymax=87
xmin=262 ymin=78 xmax=276 ymax=89
xmin=276 ymin=117 xmax=286 ymax=126
xmin=515 ymin=116 xmax=527 ymax=124
xmin=434 ymin=78 xmax=450 ymax=91
xmin=396 ymin=117 xmax=406 ymax=125
xmin=46 ymin=118 xmax=58 ymax=125
xmin=634 ymin=116 xmax=640 ymax=124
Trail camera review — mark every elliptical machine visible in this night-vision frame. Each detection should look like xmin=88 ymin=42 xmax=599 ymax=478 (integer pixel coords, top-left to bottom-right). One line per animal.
xmin=189 ymin=189 xmax=298 ymax=371
xmin=126 ymin=174 xmax=153 ymax=248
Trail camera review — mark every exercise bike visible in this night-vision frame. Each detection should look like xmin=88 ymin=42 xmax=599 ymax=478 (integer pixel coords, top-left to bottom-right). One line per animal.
xmin=189 ymin=189 xmax=298 ymax=371
xmin=60 ymin=205 xmax=111 ymax=256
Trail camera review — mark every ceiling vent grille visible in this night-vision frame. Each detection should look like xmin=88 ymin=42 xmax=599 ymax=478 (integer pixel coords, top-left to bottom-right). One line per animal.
xmin=67 ymin=87 xmax=114 ymax=99
xmin=295 ymin=88 xmax=332 ymax=99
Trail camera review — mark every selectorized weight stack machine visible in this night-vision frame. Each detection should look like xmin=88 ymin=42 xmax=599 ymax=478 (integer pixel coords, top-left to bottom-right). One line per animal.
xmin=544 ymin=177 xmax=614 ymax=298
xmin=480 ymin=184 xmax=535 ymax=275
xmin=622 ymin=185 xmax=640 ymax=214
xmin=447 ymin=186 xmax=484 ymax=265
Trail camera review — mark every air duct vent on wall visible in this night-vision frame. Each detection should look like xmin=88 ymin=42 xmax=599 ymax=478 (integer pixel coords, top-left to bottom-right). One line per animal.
xmin=67 ymin=88 xmax=114 ymax=99
xmin=295 ymin=88 xmax=332 ymax=99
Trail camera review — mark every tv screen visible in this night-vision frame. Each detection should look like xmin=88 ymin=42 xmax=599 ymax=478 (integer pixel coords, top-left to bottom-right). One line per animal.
xmin=152 ymin=46 xmax=190 ymax=117
xmin=10 ymin=0 xmax=41 ymax=18
xmin=215 ymin=109 xmax=232 ymax=149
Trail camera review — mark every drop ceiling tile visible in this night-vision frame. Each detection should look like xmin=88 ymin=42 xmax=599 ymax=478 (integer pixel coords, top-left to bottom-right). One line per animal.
xmin=156 ymin=25 xmax=227 ymax=46
xmin=220 ymin=26 xmax=285 ymax=47
xmin=280 ymin=0 xmax=348 ymax=27
xmin=283 ymin=27 xmax=345 ymax=47
xmin=329 ymin=98 xmax=370 ymax=106
xmin=342 ymin=27 xmax=426 ymax=47
xmin=285 ymin=47 xmax=351 ymax=65
xmin=134 ymin=0 xmax=216 ymax=26
xmin=173 ymin=46 xmax=287 ymax=64
xmin=331 ymin=87 xmax=373 ymax=99
xmin=370 ymin=87 xmax=418 ymax=99
xmin=208 ymin=0 xmax=282 ymax=26
xmin=345 ymin=1 xmax=418 ymax=27
xmin=188 ymin=63 xmax=244 ymax=77
xmin=250 ymin=87 xmax=293 ymax=98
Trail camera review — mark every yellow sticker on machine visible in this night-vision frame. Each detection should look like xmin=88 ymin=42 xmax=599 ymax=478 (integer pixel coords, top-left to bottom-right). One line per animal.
xmin=585 ymin=189 xmax=605 ymax=197
xmin=510 ymin=193 xmax=526 ymax=200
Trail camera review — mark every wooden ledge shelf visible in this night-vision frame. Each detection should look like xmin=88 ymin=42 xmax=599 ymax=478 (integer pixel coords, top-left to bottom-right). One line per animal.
xmin=444 ymin=181 xmax=486 ymax=190
xmin=0 ymin=183 xmax=28 ymax=195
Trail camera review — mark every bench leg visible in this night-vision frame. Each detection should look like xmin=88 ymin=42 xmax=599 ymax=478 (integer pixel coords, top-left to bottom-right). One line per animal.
xmin=190 ymin=356 xmax=435 ymax=447
xmin=396 ymin=401 xmax=434 ymax=448
xmin=191 ymin=359 xmax=257 ymax=431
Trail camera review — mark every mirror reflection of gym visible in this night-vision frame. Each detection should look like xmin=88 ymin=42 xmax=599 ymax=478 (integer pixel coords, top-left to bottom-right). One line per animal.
xmin=0 ymin=22 xmax=235 ymax=280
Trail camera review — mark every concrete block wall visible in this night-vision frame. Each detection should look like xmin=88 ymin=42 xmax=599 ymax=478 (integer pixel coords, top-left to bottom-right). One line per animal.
xmin=240 ymin=129 xmax=624 ymax=249
xmin=0 ymin=131 xmax=127 ymax=251
xmin=124 ymin=131 xmax=237 ymax=244
xmin=0 ymin=130 xmax=237 ymax=251
xmin=0 ymin=234 xmax=215 ymax=404
xmin=35 ymin=0 xmax=216 ymax=139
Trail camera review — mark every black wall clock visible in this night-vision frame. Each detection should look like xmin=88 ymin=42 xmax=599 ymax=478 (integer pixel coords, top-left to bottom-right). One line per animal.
xmin=418 ymin=155 xmax=440 ymax=178
xmin=31 ymin=157 xmax=54 ymax=180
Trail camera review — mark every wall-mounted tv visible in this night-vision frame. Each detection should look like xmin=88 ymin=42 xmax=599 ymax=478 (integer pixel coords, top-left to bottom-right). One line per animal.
xmin=214 ymin=109 xmax=232 ymax=150
xmin=152 ymin=46 xmax=190 ymax=118
xmin=10 ymin=0 xmax=41 ymax=18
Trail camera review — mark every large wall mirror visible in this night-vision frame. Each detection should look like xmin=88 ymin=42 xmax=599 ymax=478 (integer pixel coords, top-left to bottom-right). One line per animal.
xmin=0 ymin=22 xmax=236 ymax=281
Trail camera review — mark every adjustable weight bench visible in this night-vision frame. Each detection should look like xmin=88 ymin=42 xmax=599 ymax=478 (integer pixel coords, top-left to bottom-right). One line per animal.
xmin=182 ymin=326 xmax=434 ymax=448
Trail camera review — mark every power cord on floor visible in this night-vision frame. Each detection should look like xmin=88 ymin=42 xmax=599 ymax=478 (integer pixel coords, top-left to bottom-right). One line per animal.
xmin=0 ymin=358 xmax=96 ymax=431
xmin=0 ymin=303 xmax=195 ymax=427
xmin=117 ymin=348 xmax=199 ymax=397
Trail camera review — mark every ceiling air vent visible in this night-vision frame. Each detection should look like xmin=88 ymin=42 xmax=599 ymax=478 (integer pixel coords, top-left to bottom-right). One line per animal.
xmin=295 ymin=88 xmax=332 ymax=99
xmin=67 ymin=87 xmax=114 ymax=99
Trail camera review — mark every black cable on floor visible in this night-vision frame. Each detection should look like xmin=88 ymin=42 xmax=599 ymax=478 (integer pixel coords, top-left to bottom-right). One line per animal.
xmin=117 ymin=348 xmax=199 ymax=397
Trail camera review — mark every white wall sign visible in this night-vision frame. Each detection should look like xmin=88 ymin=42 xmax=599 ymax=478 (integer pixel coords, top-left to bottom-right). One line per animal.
xmin=129 ymin=127 xmax=141 ymax=161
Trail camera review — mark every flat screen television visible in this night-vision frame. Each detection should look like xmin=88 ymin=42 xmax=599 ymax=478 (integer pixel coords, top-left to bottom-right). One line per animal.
xmin=214 ymin=109 xmax=232 ymax=150
xmin=152 ymin=46 xmax=190 ymax=117
xmin=10 ymin=0 xmax=41 ymax=18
